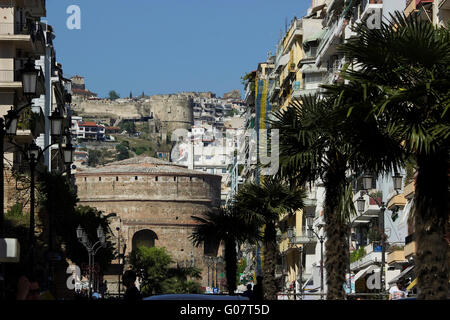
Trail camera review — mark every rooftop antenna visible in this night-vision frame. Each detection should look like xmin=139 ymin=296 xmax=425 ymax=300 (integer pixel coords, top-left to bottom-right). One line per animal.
xmin=285 ymin=17 xmax=288 ymax=33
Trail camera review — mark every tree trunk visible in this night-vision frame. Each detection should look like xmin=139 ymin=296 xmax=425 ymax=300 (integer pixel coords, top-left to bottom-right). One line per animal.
xmin=415 ymin=153 xmax=449 ymax=300
xmin=323 ymin=154 xmax=349 ymax=300
xmin=262 ymin=222 xmax=277 ymax=300
xmin=224 ymin=238 xmax=237 ymax=295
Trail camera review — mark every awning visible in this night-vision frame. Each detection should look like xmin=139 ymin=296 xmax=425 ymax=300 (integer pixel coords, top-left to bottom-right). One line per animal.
xmin=275 ymin=54 xmax=290 ymax=70
xmin=304 ymin=29 xmax=327 ymax=43
xmin=388 ymin=265 xmax=415 ymax=285
xmin=406 ymin=278 xmax=417 ymax=291
xmin=300 ymin=64 xmax=328 ymax=74
xmin=353 ymin=265 xmax=379 ymax=283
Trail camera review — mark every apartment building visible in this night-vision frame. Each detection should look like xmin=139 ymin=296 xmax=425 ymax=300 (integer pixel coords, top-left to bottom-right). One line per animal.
xmin=404 ymin=0 xmax=450 ymax=27
xmin=0 ymin=0 xmax=46 ymax=213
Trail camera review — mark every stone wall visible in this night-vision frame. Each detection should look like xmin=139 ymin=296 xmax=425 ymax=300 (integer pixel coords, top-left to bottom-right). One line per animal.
xmin=71 ymin=93 xmax=194 ymax=133
xmin=75 ymin=171 xmax=222 ymax=291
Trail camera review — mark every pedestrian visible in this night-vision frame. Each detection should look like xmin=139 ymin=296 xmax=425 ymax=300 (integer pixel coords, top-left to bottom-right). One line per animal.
xmin=389 ymin=281 xmax=407 ymax=300
xmin=252 ymin=276 xmax=264 ymax=301
xmin=122 ymin=270 xmax=142 ymax=301
xmin=242 ymin=283 xmax=254 ymax=299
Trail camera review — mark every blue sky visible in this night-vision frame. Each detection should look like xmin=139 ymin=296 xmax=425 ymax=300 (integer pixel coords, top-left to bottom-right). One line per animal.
xmin=46 ymin=0 xmax=310 ymax=98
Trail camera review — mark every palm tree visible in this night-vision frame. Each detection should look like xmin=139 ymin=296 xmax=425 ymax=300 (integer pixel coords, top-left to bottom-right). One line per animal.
xmin=272 ymin=94 xmax=403 ymax=299
xmin=190 ymin=206 xmax=259 ymax=295
xmin=233 ymin=177 xmax=306 ymax=300
xmin=337 ymin=13 xmax=450 ymax=299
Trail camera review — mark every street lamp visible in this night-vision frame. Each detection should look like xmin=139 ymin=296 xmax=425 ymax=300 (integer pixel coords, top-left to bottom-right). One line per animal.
xmin=306 ymin=213 xmax=325 ymax=300
xmin=287 ymin=226 xmax=303 ymax=300
xmin=361 ymin=172 xmax=373 ymax=191
xmin=392 ymin=172 xmax=403 ymax=192
xmin=76 ymin=224 xmax=107 ymax=299
xmin=355 ymin=171 xmax=402 ymax=298
xmin=203 ymin=255 xmax=216 ymax=290
xmin=63 ymin=142 xmax=74 ymax=165
xmin=48 ymin=110 xmax=64 ymax=137
xmin=21 ymin=59 xmax=39 ymax=98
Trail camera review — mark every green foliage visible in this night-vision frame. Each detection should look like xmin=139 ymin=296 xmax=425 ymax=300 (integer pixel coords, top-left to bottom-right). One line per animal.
xmin=88 ymin=149 xmax=101 ymax=167
xmin=120 ymin=121 xmax=137 ymax=135
xmin=350 ymin=247 xmax=366 ymax=263
xmin=108 ymin=90 xmax=120 ymax=100
xmin=237 ymin=259 xmax=246 ymax=285
xmin=129 ymin=246 xmax=202 ymax=296
xmin=132 ymin=145 xmax=152 ymax=156
xmin=115 ymin=142 xmax=130 ymax=161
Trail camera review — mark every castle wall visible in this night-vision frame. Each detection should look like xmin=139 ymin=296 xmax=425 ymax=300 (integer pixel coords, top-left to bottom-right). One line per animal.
xmin=71 ymin=94 xmax=194 ymax=132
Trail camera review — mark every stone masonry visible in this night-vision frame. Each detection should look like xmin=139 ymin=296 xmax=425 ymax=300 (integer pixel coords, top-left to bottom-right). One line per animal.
xmin=74 ymin=156 xmax=222 ymax=294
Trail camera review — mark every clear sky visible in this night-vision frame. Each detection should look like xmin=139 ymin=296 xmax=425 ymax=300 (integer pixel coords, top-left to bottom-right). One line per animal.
xmin=46 ymin=0 xmax=310 ymax=99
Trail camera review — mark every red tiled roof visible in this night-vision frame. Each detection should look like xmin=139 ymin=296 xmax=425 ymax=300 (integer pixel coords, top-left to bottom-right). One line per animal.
xmin=80 ymin=121 xmax=98 ymax=127
xmin=72 ymin=88 xmax=97 ymax=96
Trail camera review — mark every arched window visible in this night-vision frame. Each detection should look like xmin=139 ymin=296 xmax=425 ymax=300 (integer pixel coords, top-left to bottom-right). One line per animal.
xmin=132 ymin=229 xmax=158 ymax=251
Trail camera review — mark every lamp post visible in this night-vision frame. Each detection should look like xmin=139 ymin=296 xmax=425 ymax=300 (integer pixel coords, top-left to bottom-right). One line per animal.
xmin=355 ymin=172 xmax=403 ymax=299
xmin=76 ymin=224 xmax=107 ymax=299
xmin=1 ymin=57 xmax=39 ymax=236
xmin=287 ymin=226 xmax=303 ymax=300
xmin=306 ymin=216 xmax=325 ymax=300
xmin=203 ymin=255 xmax=215 ymax=289
xmin=3 ymin=113 xmax=66 ymax=275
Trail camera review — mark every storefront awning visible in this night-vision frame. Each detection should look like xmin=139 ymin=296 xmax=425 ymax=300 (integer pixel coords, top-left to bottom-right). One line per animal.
xmin=388 ymin=265 xmax=415 ymax=285
xmin=353 ymin=265 xmax=379 ymax=283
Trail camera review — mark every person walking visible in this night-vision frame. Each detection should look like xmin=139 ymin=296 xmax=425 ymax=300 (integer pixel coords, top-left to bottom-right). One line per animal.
xmin=389 ymin=281 xmax=407 ymax=300
xmin=242 ymin=283 xmax=254 ymax=299
xmin=122 ymin=270 xmax=142 ymax=301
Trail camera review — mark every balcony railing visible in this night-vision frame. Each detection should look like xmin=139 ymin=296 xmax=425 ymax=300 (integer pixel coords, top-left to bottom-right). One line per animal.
xmin=290 ymin=226 xmax=315 ymax=245
xmin=0 ymin=69 xmax=21 ymax=82
xmin=350 ymin=242 xmax=385 ymax=270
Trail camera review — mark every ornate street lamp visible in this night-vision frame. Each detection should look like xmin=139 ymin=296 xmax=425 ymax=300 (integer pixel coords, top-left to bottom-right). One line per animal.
xmin=27 ymin=142 xmax=40 ymax=161
xmin=307 ymin=216 xmax=325 ymax=300
xmin=4 ymin=109 xmax=19 ymax=136
xmin=76 ymin=225 xmax=84 ymax=240
xmin=287 ymin=226 xmax=303 ymax=300
xmin=392 ymin=172 xmax=403 ymax=191
xmin=21 ymin=59 xmax=39 ymax=97
xmin=361 ymin=172 xmax=373 ymax=191
xmin=63 ymin=143 xmax=74 ymax=165
xmin=49 ymin=110 xmax=64 ymax=137
xmin=356 ymin=196 xmax=366 ymax=214
xmin=76 ymin=224 xmax=107 ymax=298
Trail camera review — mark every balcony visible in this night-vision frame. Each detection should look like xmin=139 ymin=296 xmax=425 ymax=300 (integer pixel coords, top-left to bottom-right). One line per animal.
xmin=289 ymin=227 xmax=314 ymax=245
xmin=0 ymin=69 xmax=22 ymax=88
xmin=283 ymin=19 xmax=303 ymax=51
xmin=350 ymin=242 xmax=385 ymax=271
xmin=0 ymin=21 xmax=45 ymax=55
xmin=315 ymin=17 xmax=345 ymax=66
xmin=17 ymin=0 xmax=46 ymax=18
xmin=387 ymin=247 xmax=407 ymax=265
xmin=404 ymin=234 xmax=416 ymax=259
